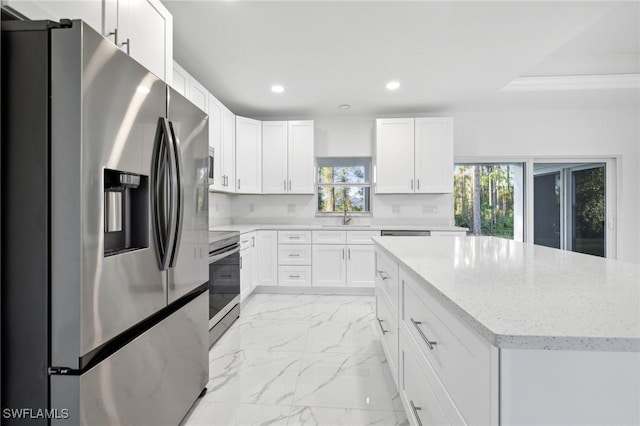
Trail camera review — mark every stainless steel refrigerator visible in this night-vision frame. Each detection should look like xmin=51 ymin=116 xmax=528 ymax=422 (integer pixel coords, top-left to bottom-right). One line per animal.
xmin=1 ymin=20 xmax=209 ymax=425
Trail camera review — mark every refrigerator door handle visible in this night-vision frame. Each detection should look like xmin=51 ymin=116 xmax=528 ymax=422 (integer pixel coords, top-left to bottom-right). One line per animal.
xmin=151 ymin=117 xmax=178 ymax=271
xmin=167 ymin=121 xmax=184 ymax=268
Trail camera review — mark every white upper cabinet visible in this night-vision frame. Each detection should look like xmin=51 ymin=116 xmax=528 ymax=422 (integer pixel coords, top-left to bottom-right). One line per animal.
xmin=4 ymin=0 xmax=172 ymax=81
xmin=414 ymin=118 xmax=454 ymax=193
xmin=171 ymin=61 xmax=208 ymax=112
xmin=171 ymin=62 xmax=189 ymax=97
xmin=262 ymin=121 xmax=289 ymax=193
xmin=376 ymin=118 xmax=415 ymax=194
xmin=221 ymin=105 xmax=236 ymax=192
xmin=235 ymin=116 xmax=262 ymax=194
xmin=375 ymin=117 xmax=453 ymax=194
xmin=188 ymin=78 xmax=208 ymax=113
xmin=262 ymin=120 xmax=314 ymax=194
xmin=123 ymin=0 xmax=172 ymax=81
xmin=208 ymin=94 xmax=224 ymax=191
xmin=288 ymin=121 xmax=315 ymax=194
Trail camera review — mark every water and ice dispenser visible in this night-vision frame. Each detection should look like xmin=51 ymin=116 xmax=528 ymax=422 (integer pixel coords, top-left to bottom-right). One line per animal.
xmin=103 ymin=169 xmax=148 ymax=256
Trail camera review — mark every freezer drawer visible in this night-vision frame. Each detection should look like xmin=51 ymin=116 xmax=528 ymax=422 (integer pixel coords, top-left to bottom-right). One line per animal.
xmin=51 ymin=292 xmax=208 ymax=426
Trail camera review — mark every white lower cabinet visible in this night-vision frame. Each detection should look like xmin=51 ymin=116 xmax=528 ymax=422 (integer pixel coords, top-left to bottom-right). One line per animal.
xmin=376 ymin=246 xmax=498 ymax=426
xmin=278 ymin=265 xmax=312 ymax=287
xmin=312 ymin=244 xmax=347 ymax=287
xmin=277 ymin=231 xmax=312 ymax=286
xmin=347 ymin=245 xmax=375 ymax=287
xmin=401 ymin=269 xmax=495 ymax=425
xmin=376 ymin=289 xmax=399 ymax=387
xmin=257 ymin=231 xmax=277 ymax=286
xmin=400 ymin=332 xmax=459 ymax=426
xmin=311 ymin=231 xmax=376 ymax=288
xmin=239 ymin=232 xmax=256 ymax=301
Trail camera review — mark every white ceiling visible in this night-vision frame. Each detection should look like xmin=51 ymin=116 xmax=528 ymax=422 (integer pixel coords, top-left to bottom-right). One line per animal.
xmin=163 ymin=1 xmax=640 ymax=118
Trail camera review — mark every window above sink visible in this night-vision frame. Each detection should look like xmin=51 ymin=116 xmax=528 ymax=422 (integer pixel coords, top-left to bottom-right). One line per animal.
xmin=316 ymin=157 xmax=372 ymax=216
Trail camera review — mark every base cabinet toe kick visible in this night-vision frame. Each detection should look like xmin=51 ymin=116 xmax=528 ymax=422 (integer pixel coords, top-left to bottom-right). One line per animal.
xmin=373 ymin=245 xmax=640 ymax=426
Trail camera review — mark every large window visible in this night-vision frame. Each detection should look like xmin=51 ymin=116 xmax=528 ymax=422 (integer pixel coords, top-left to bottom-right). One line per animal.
xmin=454 ymin=163 xmax=525 ymax=240
xmin=533 ymin=163 xmax=606 ymax=257
xmin=317 ymin=157 xmax=371 ymax=213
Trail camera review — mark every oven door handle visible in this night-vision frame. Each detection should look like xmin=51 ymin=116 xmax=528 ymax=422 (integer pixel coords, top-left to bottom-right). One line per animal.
xmin=209 ymin=244 xmax=240 ymax=263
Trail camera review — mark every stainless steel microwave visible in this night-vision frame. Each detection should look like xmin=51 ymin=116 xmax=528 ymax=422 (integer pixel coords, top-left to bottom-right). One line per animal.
xmin=208 ymin=147 xmax=214 ymax=185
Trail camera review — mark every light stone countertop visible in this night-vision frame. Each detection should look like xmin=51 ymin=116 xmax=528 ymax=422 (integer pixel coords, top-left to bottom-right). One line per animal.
xmin=373 ymin=236 xmax=640 ymax=352
xmin=210 ymin=224 xmax=468 ymax=234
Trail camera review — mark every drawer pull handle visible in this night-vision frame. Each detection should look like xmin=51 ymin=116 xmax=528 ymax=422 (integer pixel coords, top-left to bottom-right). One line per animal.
xmin=377 ymin=318 xmax=389 ymax=334
xmin=377 ymin=270 xmax=390 ymax=280
xmin=289 ymin=275 xmax=300 ymax=278
xmin=289 ymin=254 xmax=300 ymax=257
xmin=289 ymin=236 xmax=301 ymax=240
xmin=410 ymin=318 xmax=437 ymax=350
xmin=409 ymin=400 xmax=423 ymax=426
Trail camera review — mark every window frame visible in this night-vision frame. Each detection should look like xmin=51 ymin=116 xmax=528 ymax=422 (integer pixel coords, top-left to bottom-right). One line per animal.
xmin=315 ymin=156 xmax=373 ymax=216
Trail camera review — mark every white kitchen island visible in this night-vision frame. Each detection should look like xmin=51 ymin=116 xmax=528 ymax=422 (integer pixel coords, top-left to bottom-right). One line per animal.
xmin=373 ymin=236 xmax=640 ymax=426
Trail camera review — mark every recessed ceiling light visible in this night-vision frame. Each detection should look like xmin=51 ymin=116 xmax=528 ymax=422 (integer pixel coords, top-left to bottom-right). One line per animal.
xmin=386 ymin=81 xmax=400 ymax=91
xmin=338 ymin=104 xmax=351 ymax=110
xmin=271 ymin=85 xmax=284 ymax=94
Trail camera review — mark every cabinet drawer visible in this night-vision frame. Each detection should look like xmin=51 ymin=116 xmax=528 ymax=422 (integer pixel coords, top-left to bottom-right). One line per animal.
xmin=240 ymin=232 xmax=255 ymax=251
xmin=346 ymin=230 xmax=380 ymax=245
xmin=278 ymin=244 xmax=312 ymax=265
xmin=400 ymin=333 xmax=462 ymax=426
xmin=312 ymin=230 xmax=346 ymax=244
xmin=376 ymin=291 xmax=399 ymax=388
xmin=278 ymin=230 xmax=311 ymax=244
xmin=401 ymin=269 xmax=493 ymax=424
xmin=375 ymin=249 xmax=399 ymax=310
xmin=278 ymin=266 xmax=311 ymax=286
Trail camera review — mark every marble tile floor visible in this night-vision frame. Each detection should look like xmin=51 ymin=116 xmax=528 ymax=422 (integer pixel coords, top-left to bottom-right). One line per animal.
xmin=182 ymin=293 xmax=409 ymax=426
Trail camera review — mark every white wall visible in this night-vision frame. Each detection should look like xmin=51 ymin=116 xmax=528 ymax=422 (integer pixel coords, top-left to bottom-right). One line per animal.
xmin=214 ymin=109 xmax=640 ymax=263
xmin=451 ymin=109 xmax=639 ymax=264
xmin=208 ymin=193 xmax=232 ymax=227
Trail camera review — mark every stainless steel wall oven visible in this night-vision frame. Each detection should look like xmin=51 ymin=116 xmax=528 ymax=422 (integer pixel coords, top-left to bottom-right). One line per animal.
xmin=208 ymin=231 xmax=241 ymax=345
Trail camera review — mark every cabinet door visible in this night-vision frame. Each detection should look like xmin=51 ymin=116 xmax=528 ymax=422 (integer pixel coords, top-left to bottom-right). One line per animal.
xmin=235 ymin=116 xmax=262 ymax=194
xmin=375 ymin=118 xmax=415 ymax=194
xmin=221 ymin=106 xmax=236 ymax=192
xmin=257 ymin=231 xmax=278 ymax=286
xmin=188 ymin=78 xmax=208 ymax=113
xmin=312 ymin=245 xmax=346 ymax=287
xmin=262 ymin=121 xmax=289 ymax=194
xmin=124 ymin=0 xmax=172 ymax=81
xmin=287 ymin=121 xmax=315 ymax=194
xmin=347 ymin=245 xmax=375 ymax=288
xmin=171 ymin=62 xmax=189 ymax=97
xmin=240 ymin=250 xmax=252 ymax=302
xmin=208 ymin=95 xmax=224 ymax=191
xmin=415 ymin=118 xmax=454 ymax=193
xmin=251 ymin=239 xmax=259 ymax=291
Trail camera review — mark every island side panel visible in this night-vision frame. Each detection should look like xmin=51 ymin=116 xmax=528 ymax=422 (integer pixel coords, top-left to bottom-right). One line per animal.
xmin=500 ymin=348 xmax=640 ymax=425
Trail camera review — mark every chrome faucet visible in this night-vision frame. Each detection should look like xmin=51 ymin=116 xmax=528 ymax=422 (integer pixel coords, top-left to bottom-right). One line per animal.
xmin=343 ymin=209 xmax=352 ymax=226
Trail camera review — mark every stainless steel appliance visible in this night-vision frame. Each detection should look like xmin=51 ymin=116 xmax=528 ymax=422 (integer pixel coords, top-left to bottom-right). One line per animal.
xmin=1 ymin=20 xmax=209 ymax=425
xmin=380 ymin=230 xmax=431 ymax=236
xmin=208 ymin=231 xmax=241 ymax=345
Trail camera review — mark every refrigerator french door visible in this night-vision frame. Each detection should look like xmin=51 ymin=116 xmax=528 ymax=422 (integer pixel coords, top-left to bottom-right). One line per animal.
xmin=1 ymin=20 xmax=209 ymax=425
